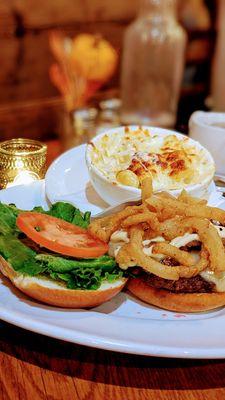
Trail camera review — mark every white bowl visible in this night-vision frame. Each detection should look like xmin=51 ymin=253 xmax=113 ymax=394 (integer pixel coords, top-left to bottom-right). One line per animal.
xmin=189 ymin=111 xmax=225 ymax=175
xmin=86 ymin=126 xmax=215 ymax=205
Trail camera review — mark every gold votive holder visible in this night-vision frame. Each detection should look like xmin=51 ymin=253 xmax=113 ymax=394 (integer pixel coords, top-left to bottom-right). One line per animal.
xmin=0 ymin=138 xmax=47 ymax=189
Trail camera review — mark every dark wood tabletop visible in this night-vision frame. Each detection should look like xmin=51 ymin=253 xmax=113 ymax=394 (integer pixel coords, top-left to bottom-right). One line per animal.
xmin=1 ymin=140 xmax=225 ymax=400
xmin=1 ymin=320 xmax=225 ymax=400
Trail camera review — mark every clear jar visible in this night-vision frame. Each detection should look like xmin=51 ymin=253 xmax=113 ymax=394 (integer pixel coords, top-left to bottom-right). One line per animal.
xmin=71 ymin=108 xmax=98 ymax=144
xmin=96 ymin=98 xmax=121 ymax=134
xmin=61 ymin=107 xmax=98 ymax=150
xmin=121 ymin=0 xmax=187 ymax=128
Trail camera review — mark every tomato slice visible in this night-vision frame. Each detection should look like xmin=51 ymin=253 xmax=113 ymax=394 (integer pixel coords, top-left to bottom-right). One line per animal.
xmin=16 ymin=212 xmax=108 ymax=258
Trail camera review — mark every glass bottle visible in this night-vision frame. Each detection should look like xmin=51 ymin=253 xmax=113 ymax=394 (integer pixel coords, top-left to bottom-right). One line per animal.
xmin=121 ymin=0 xmax=187 ymax=128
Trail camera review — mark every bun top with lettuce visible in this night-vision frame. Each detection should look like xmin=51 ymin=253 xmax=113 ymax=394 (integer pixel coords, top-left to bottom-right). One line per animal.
xmin=0 ymin=202 xmax=127 ymax=308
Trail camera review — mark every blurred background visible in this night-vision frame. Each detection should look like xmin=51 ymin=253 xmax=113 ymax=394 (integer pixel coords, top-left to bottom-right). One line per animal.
xmin=0 ymin=0 xmax=223 ymax=148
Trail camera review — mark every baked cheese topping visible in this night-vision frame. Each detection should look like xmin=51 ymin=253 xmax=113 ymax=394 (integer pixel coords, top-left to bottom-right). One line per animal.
xmin=89 ymin=127 xmax=215 ymax=191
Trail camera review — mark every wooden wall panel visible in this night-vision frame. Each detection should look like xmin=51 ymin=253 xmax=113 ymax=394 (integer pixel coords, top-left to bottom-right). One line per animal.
xmin=0 ymin=2 xmax=16 ymax=36
xmin=0 ymin=19 xmax=125 ymax=139
xmin=13 ymin=0 xmax=138 ymax=27
xmin=0 ymin=21 xmax=124 ymax=105
xmin=0 ymin=33 xmax=58 ymax=104
xmin=0 ymin=0 xmax=216 ymax=140
xmin=0 ymin=97 xmax=64 ymax=140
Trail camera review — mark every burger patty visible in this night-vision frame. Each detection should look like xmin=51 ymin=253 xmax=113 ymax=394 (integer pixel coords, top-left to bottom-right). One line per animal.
xmin=143 ymin=273 xmax=215 ymax=293
xmin=180 ymin=240 xmax=201 ymax=252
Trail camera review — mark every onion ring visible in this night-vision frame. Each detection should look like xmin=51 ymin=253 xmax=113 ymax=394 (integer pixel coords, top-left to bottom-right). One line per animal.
xmin=128 ymin=227 xmax=179 ymax=280
xmin=88 ymin=205 xmax=145 ymax=242
xmin=157 ymin=217 xmax=186 ymax=240
xmin=182 ymin=217 xmax=225 ymax=272
xmin=115 ymin=242 xmax=137 ymax=270
xmin=141 ymin=176 xmax=153 ymax=202
xmin=122 ymin=211 xmax=159 ymax=230
xmin=127 ymin=226 xmax=209 ymax=280
xmin=152 ymin=242 xmax=196 ymax=267
xmin=176 ymin=248 xmax=209 ymax=278
xmin=178 ymin=190 xmax=207 ymax=205
xmin=158 ymin=216 xmax=225 ymax=273
xmin=146 ymin=196 xmax=225 ymax=223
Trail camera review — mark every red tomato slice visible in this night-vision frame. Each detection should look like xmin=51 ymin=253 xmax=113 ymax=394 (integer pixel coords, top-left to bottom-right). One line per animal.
xmin=16 ymin=212 xmax=108 ymax=258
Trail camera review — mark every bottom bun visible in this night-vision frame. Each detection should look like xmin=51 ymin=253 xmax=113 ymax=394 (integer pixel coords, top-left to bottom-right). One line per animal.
xmin=0 ymin=256 xmax=127 ymax=308
xmin=128 ymin=277 xmax=225 ymax=312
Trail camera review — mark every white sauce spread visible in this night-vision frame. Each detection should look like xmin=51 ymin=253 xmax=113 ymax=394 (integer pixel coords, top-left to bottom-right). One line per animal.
xmin=142 ymin=236 xmax=165 ymax=260
xmin=170 ymin=233 xmax=199 ymax=248
xmin=214 ymin=225 xmax=225 ymax=239
xmin=108 ymin=230 xmax=129 ymax=258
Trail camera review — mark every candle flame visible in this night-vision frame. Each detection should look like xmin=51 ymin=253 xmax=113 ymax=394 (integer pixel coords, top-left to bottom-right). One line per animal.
xmin=6 ymin=171 xmax=39 ymax=188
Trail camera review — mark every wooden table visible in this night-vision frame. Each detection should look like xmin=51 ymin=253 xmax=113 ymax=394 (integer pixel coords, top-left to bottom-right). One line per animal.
xmin=1 ymin=141 xmax=225 ymax=400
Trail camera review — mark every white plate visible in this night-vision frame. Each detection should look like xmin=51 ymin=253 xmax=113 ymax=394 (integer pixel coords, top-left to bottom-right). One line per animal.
xmin=1 ymin=182 xmax=225 ymax=357
xmin=45 ymin=145 xmax=108 ymax=215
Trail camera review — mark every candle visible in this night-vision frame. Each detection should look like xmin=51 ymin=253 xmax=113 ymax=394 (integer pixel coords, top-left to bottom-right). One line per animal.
xmin=0 ymin=138 xmax=47 ymax=189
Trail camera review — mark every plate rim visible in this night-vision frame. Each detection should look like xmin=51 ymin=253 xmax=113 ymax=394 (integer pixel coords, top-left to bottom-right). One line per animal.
xmin=1 ymin=297 xmax=225 ymax=359
xmin=45 ymin=144 xmax=86 ymax=203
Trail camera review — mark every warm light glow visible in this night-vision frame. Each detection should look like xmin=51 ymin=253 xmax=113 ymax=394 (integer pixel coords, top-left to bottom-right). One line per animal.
xmin=6 ymin=171 xmax=39 ymax=188
xmin=15 ymin=159 xmax=24 ymax=169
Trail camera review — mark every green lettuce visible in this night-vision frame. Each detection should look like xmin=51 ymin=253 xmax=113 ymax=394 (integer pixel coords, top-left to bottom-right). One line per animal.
xmin=36 ymin=254 xmax=121 ymax=290
xmin=0 ymin=201 xmax=91 ymax=231
xmin=36 ymin=254 xmax=116 ymax=273
xmin=0 ymin=203 xmax=19 ymax=235
xmin=0 ymin=234 xmax=44 ymax=275
xmin=0 ymin=234 xmax=122 ymax=290
xmin=32 ymin=202 xmax=91 ymax=228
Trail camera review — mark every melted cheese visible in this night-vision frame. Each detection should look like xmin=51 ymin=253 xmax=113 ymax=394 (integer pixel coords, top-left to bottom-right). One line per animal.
xmin=200 ymin=270 xmax=225 ymax=292
xmin=170 ymin=233 xmax=199 ymax=248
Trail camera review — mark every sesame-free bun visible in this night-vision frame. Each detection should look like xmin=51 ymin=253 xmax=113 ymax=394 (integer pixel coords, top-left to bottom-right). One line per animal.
xmin=0 ymin=256 xmax=127 ymax=308
xmin=128 ymin=277 xmax=225 ymax=312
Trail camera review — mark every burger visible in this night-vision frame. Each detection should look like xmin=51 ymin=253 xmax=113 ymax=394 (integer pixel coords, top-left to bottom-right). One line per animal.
xmin=89 ymin=183 xmax=225 ymax=313
xmin=109 ymin=222 xmax=225 ymax=313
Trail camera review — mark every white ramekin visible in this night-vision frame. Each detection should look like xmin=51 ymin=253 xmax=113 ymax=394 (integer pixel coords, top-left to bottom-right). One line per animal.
xmin=189 ymin=111 xmax=225 ymax=175
xmin=86 ymin=126 xmax=215 ymax=206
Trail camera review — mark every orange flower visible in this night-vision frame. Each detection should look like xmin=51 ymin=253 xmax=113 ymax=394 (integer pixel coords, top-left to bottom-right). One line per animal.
xmin=71 ymin=34 xmax=118 ymax=82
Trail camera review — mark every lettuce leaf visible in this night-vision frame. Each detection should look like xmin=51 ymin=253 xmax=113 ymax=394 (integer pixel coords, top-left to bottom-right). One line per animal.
xmin=49 ymin=266 xmax=122 ymax=290
xmin=47 ymin=202 xmax=91 ymax=228
xmin=0 ymin=233 xmax=122 ymax=289
xmin=0 ymin=203 xmax=19 ymax=235
xmin=36 ymin=254 xmax=121 ymax=290
xmin=36 ymin=254 xmax=116 ymax=272
xmin=0 ymin=234 xmax=38 ymax=272
xmin=48 ymin=202 xmax=75 ymax=222
xmin=0 ymin=201 xmax=91 ymax=230
xmin=32 ymin=202 xmax=91 ymax=228
xmin=71 ymin=210 xmax=91 ymax=229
